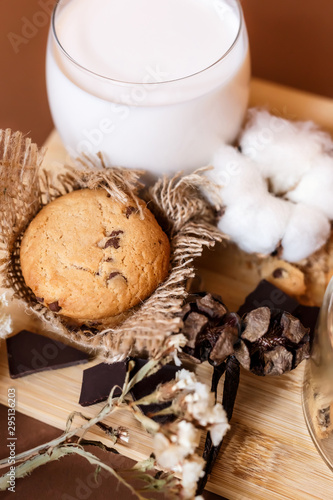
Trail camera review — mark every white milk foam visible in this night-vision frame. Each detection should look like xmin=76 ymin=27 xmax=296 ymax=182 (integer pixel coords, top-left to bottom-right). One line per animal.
xmin=47 ymin=0 xmax=250 ymax=176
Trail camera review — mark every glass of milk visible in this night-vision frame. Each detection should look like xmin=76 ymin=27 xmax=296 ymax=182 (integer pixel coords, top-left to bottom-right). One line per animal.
xmin=46 ymin=0 xmax=250 ymax=177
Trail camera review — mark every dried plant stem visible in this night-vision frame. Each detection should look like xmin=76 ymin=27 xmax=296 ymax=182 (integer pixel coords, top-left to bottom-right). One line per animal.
xmin=0 ymin=444 xmax=149 ymax=500
xmin=197 ymin=356 xmax=240 ymax=494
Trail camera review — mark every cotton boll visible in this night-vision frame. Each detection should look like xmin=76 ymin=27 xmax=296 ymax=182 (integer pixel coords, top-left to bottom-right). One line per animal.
xmin=204 ymin=145 xmax=267 ymax=206
xmin=286 ymin=156 xmax=333 ymax=219
xmin=239 ymin=109 xmax=333 ymax=194
xmin=218 ymin=192 xmax=292 ymax=255
xmin=281 ymin=204 xmax=330 ymax=262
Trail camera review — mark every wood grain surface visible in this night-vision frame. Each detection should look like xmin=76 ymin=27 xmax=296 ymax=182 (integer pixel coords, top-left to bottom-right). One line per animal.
xmin=1 ymin=79 xmax=333 ymax=499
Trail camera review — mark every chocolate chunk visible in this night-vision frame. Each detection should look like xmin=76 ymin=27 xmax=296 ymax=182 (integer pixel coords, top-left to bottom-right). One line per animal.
xmin=78 ymin=358 xmax=180 ymax=421
xmin=104 ymin=237 xmax=120 ymax=249
xmin=125 ymin=206 xmax=136 ymax=219
xmin=110 ymin=230 xmax=124 ymax=237
xmin=237 ymin=280 xmax=298 ymax=316
xmin=292 ymin=304 xmax=320 ymax=334
xmin=48 ymin=301 xmax=62 ymax=312
xmin=6 ymin=330 xmax=90 ymax=379
xmin=36 ymin=297 xmax=44 ymax=303
xmin=108 ymin=272 xmax=121 ymax=280
xmin=79 ymin=362 xmax=126 ymax=406
xmin=130 ymin=359 xmax=181 ymax=424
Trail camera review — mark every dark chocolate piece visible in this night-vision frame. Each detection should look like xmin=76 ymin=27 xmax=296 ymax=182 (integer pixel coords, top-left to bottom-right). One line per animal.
xmin=237 ymin=280 xmax=299 ymax=316
xmin=104 ymin=237 xmax=120 ymax=249
xmin=110 ymin=230 xmax=124 ymax=237
xmin=130 ymin=359 xmax=180 ymax=424
xmin=79 ymin=359 xmax=181 ymax=420
xmin=108 ymin=272 xmax=121 ymax=280
xmin=6 ymin=330 xmax=90 ymax=379
xmin=125 ymin=206 xmax=136 ymax=218
xmin=79 ymin=362 xmax=126 ymax=407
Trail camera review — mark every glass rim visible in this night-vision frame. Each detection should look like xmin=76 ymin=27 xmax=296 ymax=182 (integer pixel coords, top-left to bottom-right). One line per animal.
xmin=51 ymin=0 xmax=244 ymax=86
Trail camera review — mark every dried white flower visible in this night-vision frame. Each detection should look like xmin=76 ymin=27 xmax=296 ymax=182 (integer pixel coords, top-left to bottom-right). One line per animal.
xmin=153 ymin=421 xmax=199 ymax=469
xmin=0 ymin=293 xmax=13 ymax=339
xmin=173 ymin=369 xmax=198 ymax=391
xmin=208 ymin=404 xmax=230 ymax=446
xmin=181 ymin=456 xmax=205 ymax=499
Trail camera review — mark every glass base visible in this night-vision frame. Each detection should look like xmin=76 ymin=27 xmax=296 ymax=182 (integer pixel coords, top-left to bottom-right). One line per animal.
xmin=302 ymin=361 xmax=333 ymax=471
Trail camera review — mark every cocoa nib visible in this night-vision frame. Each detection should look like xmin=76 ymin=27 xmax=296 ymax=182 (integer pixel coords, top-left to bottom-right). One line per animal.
xmin=125 ymin=206 xmax=136 ymax=218
xmin=48 ymin=301 xmax=62 ymax=313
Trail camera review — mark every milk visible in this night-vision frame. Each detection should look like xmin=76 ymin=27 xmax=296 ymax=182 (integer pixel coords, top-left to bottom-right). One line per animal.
xmin=46 ymin=0 xmax=250 ymax=176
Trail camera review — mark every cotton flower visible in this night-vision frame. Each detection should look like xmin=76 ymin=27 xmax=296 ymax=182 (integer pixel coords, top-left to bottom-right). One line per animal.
xmin=205 ymin=145 xmax=268 ymax=205
xmin=286 ymin=155 xmax=333 ymax=219
xmin=218 ymin=192 xmax=293 ymax=255
xmin=281 ymin=203 xmax=330 ymax=262
xmin=240 ymin=109 xmax=333 ymax=194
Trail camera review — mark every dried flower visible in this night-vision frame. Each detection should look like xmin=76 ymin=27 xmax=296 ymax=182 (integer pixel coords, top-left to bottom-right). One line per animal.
xmin=181 ymin=457 xmax=205 ymax=499
xmin=153 ymin=421 xmax=199 ymax=469
xmin=0 ymin=293 xmax=12 ymax=339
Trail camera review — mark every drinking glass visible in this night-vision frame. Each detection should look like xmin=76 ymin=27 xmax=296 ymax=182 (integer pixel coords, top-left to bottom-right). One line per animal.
xmin=303 ymin=277 xmax=333 ymax=469
xmin=46 ymin=0 xmax=250 ymax=178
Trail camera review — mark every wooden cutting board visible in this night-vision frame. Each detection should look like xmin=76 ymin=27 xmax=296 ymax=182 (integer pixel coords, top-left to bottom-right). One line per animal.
xmin=1 ymin=78 xmax=333 ymax=499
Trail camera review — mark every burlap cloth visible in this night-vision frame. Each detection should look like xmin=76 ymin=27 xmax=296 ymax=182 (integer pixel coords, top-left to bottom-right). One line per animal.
xmin=0 ymin=129 xmax=223 ymax=360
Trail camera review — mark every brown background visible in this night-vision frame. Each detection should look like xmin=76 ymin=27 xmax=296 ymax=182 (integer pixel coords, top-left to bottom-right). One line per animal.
xmin=1 ymin=1 xmax=333 ymax=499
xmin=1 ymin=0 xmax=333 ymax=145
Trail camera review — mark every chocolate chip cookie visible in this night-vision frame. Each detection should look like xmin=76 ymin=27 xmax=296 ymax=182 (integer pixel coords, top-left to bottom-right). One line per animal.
xmin=20 ymin=189 xmax=170 ymax=320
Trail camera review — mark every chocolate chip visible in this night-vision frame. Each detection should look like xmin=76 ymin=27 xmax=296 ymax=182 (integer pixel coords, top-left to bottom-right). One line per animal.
xmin=106 ymin=257 xmax=113 ymax=262
xmin=36 ymin=297 xmax=44 ymax=303
xmin=125 ymin=206 xmax=136 ymax=219
xmin=48 ymin=301 xmax=62 ymax=313
xmin=108 ymin=272 xmax=121 ymax=280
xmin=273 ymin=268 xmax=286 ymax=279
xmin=107 ymin=272 xmax=127 ymax=283
xmin=105 ymin=237 xmax=120 ymax=249
xmin=110 ymin=230 xmax=124 ymax=237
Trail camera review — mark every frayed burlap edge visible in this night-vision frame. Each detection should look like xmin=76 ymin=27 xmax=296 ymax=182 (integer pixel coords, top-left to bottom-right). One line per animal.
xmin=0 ymin=129 xmax=224 ymax=361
